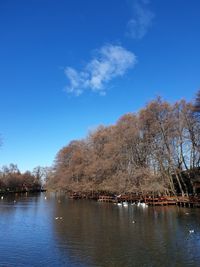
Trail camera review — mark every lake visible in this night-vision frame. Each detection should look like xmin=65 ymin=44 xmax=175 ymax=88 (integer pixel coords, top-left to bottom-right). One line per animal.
xmin=0 ymin=193 xmax=200 ymax=267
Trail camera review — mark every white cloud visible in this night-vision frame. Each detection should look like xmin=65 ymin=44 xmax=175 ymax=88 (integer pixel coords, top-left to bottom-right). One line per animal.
xmin=64 ymin=44 xmax=136 ymax=95
xmin=126 ymin=0 xmax=154 ymax=39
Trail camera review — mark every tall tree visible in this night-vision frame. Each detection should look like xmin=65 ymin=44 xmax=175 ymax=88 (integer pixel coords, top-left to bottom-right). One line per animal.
xmin=193 ymin=90 xmax=200 ymax=112
xmin=48 ymin=95 xmax=200 ymax=196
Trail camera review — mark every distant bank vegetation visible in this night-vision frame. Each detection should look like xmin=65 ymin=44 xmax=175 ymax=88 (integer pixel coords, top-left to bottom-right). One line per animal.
xmin=47 ymin=93 xmax=200 ymax=197
xmin=0 ymin=164 xmax=46 ymax=194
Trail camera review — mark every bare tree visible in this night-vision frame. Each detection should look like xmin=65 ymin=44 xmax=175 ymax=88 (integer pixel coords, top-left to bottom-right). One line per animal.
xmin=48 ymin=95 xmax=200 ymax=196
xmin=193 ymin=90 xmax=200 ymax=112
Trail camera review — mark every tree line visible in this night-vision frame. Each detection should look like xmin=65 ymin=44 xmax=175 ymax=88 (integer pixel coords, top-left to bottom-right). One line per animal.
xmin=47 ymin=93 xmax=200 ymax=197
xmin=0 ymin=164 xmax=47 ymax=193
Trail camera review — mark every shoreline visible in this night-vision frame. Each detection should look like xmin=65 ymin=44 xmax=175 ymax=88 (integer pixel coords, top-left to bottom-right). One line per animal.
xmin=49 ymin=190 xmax=200 ymax=208
xmin=0 ymin=189 xmax=46 ymax=195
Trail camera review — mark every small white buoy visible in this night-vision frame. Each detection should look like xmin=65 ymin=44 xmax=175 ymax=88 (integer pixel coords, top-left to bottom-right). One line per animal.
xmin=1 ymin=196 xmax=3 ymax=200
xmin=189 ymin=229 xmax=194 ymax=233
xmin=132 ymin=220 xmax=136 ymax=224
xmin=44 ymin=196 xmax=47 ymax=200
xmin=55 ymin=217 xmax=59 ymax=220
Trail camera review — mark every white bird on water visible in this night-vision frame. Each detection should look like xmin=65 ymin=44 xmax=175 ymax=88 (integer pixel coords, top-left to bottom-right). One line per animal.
xmin=55 ymin=217 xmax=63 ymax=220
xmin=123 ymin=202 xmax=128 ymax=207
xmin=137 ymin=201 xmax=148 ymax=207
xmin=1 ymin=196 xmax=3 ymax=200
xmin=141 ymin=202 xmax=148 ymax=208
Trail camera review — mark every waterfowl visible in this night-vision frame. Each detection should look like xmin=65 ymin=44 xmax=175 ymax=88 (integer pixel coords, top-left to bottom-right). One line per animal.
xmin=141 ymin=203 xmax=148 ymax=207
xmin=55 ymin=216 xmax=63 ymax=220
xmin=123 ymin=202 xmax=128 ymax=207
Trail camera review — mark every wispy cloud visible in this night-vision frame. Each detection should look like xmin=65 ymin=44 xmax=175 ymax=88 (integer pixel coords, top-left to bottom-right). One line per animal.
xmin=64 ymin=44 xmax=136 ymax=95
xmin=126 ymin=0 xmax=154 ymax=39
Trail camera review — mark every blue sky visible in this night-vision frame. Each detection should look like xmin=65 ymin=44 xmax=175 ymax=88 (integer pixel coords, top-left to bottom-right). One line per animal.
xmin=0 ymin=0 xmax=200 ymax=172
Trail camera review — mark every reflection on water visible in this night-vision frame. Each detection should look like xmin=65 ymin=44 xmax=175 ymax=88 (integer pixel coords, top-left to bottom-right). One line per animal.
xmin=0 ymin=193 xmax=200 ymax=267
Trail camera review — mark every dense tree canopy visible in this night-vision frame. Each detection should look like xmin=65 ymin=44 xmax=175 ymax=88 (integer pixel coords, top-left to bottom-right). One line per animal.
xmin=0 ymin=132 xmax=50 ymax=193
xmin=47 ymin=97 xmax=200 ymax=196
xmin=0 ymin=164 xmax=43 ymax=193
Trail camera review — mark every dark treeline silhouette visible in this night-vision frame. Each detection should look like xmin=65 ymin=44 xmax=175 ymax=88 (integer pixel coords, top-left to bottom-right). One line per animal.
xmin=47 ymin=95 xmax=200 ymax=196
xmin=0 ymin=164 xmax=45 ymax=194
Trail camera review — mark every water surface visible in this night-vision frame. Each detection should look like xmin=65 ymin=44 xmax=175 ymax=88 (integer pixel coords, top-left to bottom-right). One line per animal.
xmin=0 ymin=193 xmax=200 ymax=267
